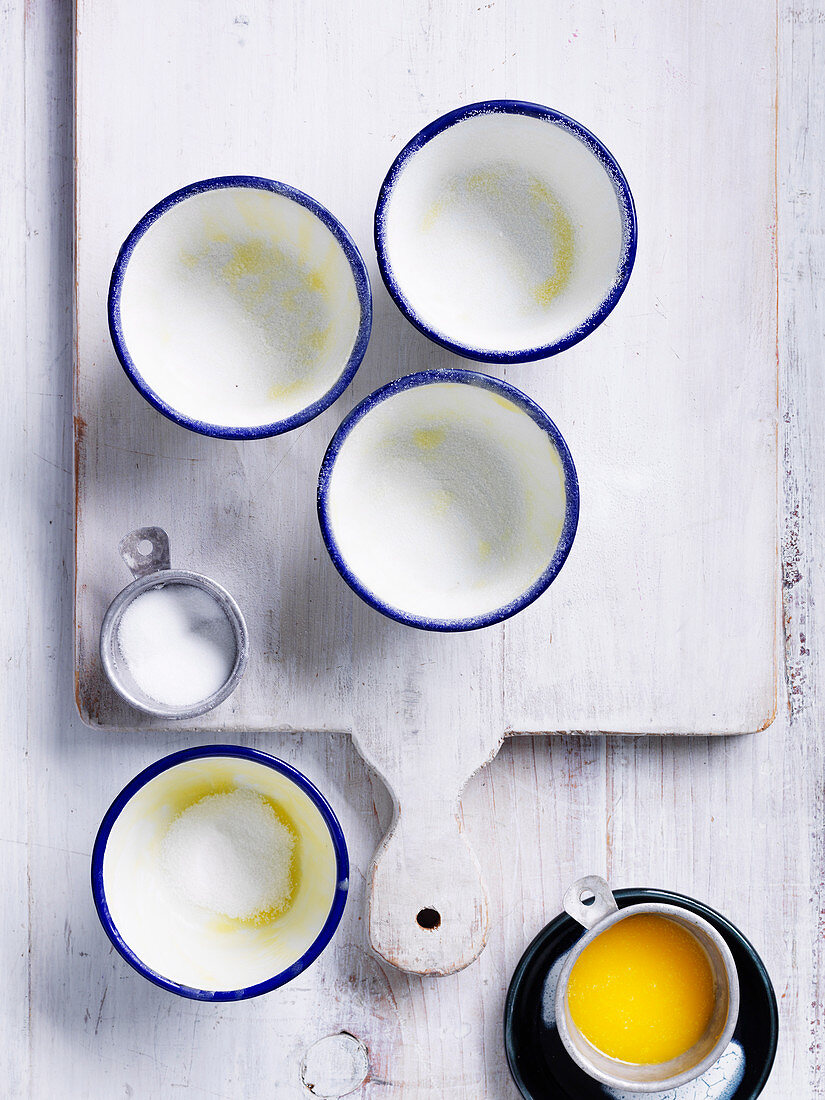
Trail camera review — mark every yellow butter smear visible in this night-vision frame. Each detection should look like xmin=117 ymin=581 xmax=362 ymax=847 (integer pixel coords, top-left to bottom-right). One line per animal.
xmin=178 ymin=219 xmax=336 ymax=398
xmin=567 ymin=914 xmax=717 ymax=1065
xmin=527 ymin=178 xmax=575 ymax=306
xmin=413 ymin=427 xmax=447 ymax=451
xmin=419 ymin=167 xmax=575 ymax=308
xmin=232 ymin=794 xmax=299 ymax=927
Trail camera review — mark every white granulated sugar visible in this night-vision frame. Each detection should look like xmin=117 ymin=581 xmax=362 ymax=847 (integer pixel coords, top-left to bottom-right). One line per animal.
xmin=382 ymin=112 xmax=625 ymax=353
xmin=117 ymin=584 xmax=236 ymax=707
xmin=327 ymin=383 xmax=567 ymax=621
xmin=161 ymin=789 xmax=296 ymax=920
xmin=119 ymin=187 xmax=361 ymax=428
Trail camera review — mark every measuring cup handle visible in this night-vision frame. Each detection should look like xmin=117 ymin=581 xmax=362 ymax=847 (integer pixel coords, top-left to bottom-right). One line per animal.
xmin=119 ymin=527 xmax=172 ymax=579
xmin=563 ymin=875 xmax=619 ymax=930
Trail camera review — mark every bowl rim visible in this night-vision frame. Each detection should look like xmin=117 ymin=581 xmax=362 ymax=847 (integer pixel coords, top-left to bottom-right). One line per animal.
xmin=91 ymin=744 xmax=350 ymax=1000
xmin=316 ymin=367 xmax=580 ymax=632
xmin=373 ymin=99 xmax=637 ymax=364
xmin=108 ymin=174 xmax=373 ymax=440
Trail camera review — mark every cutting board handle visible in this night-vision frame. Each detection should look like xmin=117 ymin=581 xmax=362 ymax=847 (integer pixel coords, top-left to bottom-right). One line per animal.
xmin=367 ymin=804 xmax=489 ymax=975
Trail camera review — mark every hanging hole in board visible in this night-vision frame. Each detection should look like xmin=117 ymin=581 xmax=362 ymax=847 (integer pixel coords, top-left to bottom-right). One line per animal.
xmin=580 ymin=890 xmax=596 ymax=906
xmin=137 ymin=539 xmax=153 ymax=556
xmin=416 ymin=907 xmax=441 ymax=930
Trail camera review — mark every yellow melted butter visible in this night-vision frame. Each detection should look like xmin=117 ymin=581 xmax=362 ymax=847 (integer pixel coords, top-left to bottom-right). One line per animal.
xmin=419 ymin=169 xmax=576 ymax=308
xmin=163 ymin=779 xmax=301 ymax=929
xmin=180 ymin=235 xmax=331 ymax=299
xmin=268 ymin=377 xmax=308 ymax=401
xmin=466 ymin=170 xmax=504 ymax=197
xmin=413 ymin=427 xmax=447 ymax=451
xmin=527 ymin=178 xmax=575 ymax=306
xmin=490 ymin=394 xmax=519 ymax=413
xmin=429 ymin=487 xmax=454 ymax=515
xmin=567 ymin=914 xmax=717 ymax=1065
xmin=420 ymin=198 xmax=445 ymax=232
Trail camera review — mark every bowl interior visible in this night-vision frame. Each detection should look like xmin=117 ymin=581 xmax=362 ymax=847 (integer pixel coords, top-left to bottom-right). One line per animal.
xmin=98 ymin=755 xmax=340 ymax=994
xmin=114 ymin=182 xmax=365 ymax=432
xmin=321 ymin=377 xmax=574 ymax=627
xmin=379 ymin=107 xmax=632 ymax=358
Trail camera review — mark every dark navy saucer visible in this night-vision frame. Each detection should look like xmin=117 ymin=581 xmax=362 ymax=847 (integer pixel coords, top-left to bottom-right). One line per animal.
xmin=504 ymin=888 xmax=778 ymax=1100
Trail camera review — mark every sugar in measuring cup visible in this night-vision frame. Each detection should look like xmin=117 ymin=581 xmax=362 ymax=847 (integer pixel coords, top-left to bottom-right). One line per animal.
xmin=99 ymin=527 xmax=249 ymax=719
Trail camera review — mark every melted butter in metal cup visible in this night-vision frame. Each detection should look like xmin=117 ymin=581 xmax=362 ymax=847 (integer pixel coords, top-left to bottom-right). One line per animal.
xmin=554 ymin=875 xmax=740 ymax=1093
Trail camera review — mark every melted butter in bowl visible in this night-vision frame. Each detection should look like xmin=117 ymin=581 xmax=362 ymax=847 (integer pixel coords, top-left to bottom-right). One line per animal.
xmin=567 ymin=914 xmax=719 ymax=1065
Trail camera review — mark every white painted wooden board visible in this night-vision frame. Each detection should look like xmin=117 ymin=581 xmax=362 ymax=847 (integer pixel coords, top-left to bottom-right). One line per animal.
xmin=74 ymin=0 xmax=778 ymax=974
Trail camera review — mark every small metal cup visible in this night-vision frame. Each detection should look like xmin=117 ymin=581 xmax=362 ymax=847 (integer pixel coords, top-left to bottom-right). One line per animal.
xmin=555 ymin=875 xmax=740 ymax=1093
xmin=99 ymin=527 xmax=249 ymax=720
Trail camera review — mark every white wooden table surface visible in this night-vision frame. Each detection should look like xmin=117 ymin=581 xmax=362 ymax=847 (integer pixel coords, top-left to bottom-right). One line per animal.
xmin=2 ymin=1 xmax=823 ymax=1097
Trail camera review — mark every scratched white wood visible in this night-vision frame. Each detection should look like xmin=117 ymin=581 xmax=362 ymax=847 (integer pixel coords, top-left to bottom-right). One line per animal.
xmin=74 ymin=0 xmax=779 ymax=739
xmin=73 ymin=0 xmax=778 ymax=976
xmin=1 ymin=1 xmax=30 ymax=1096
xmin=5 ymin=0 xmax=822 ymax=1096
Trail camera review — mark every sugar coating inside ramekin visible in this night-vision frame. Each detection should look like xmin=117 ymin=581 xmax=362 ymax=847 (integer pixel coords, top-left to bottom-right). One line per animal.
xmin=324 ymin=381 xmax=568 ymax=623
xmin=380 ymin=111 xmax=627 ymax=356
xmin=118 ymin=186 xmax=362 ymax=430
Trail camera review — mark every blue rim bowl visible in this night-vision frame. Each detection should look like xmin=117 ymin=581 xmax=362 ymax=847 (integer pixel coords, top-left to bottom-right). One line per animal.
xmin=91 ymin=745 xmax=350 ymax=1000
xmin=108 ymin=175 xmax=373 ymax=440
xmin=317 ymin=368 xmax=579 ymax=632
xmin=374 ymin=100 xmax=637 ymax=364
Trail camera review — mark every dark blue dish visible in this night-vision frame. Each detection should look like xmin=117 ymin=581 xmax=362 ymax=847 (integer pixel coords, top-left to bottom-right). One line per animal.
xmin=317 ymin=368 xmax=579 ymax=632
xmin=91 ymin=745 xmax=349 ymax=1001
xmin=109 ymin=176 xmax=372 ymax=440
xmin=504 ymin=888 xmax=778 ymax=1100
xmin=374 ymin=100 xmax=637 ymax=364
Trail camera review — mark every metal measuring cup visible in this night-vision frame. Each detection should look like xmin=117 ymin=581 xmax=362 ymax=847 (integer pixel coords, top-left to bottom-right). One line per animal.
xmin=555 ymin=875 xmax=740 ymax=1093
xmin=99 ymin=527 xmax=249 ymax=720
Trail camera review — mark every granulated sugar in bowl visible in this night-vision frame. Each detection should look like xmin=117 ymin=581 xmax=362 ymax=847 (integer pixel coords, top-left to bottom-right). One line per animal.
xmin=91 ymin=747 xmax=349 ymax=1000
xmin=161 ymin=789 xmax=296 ymax=921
